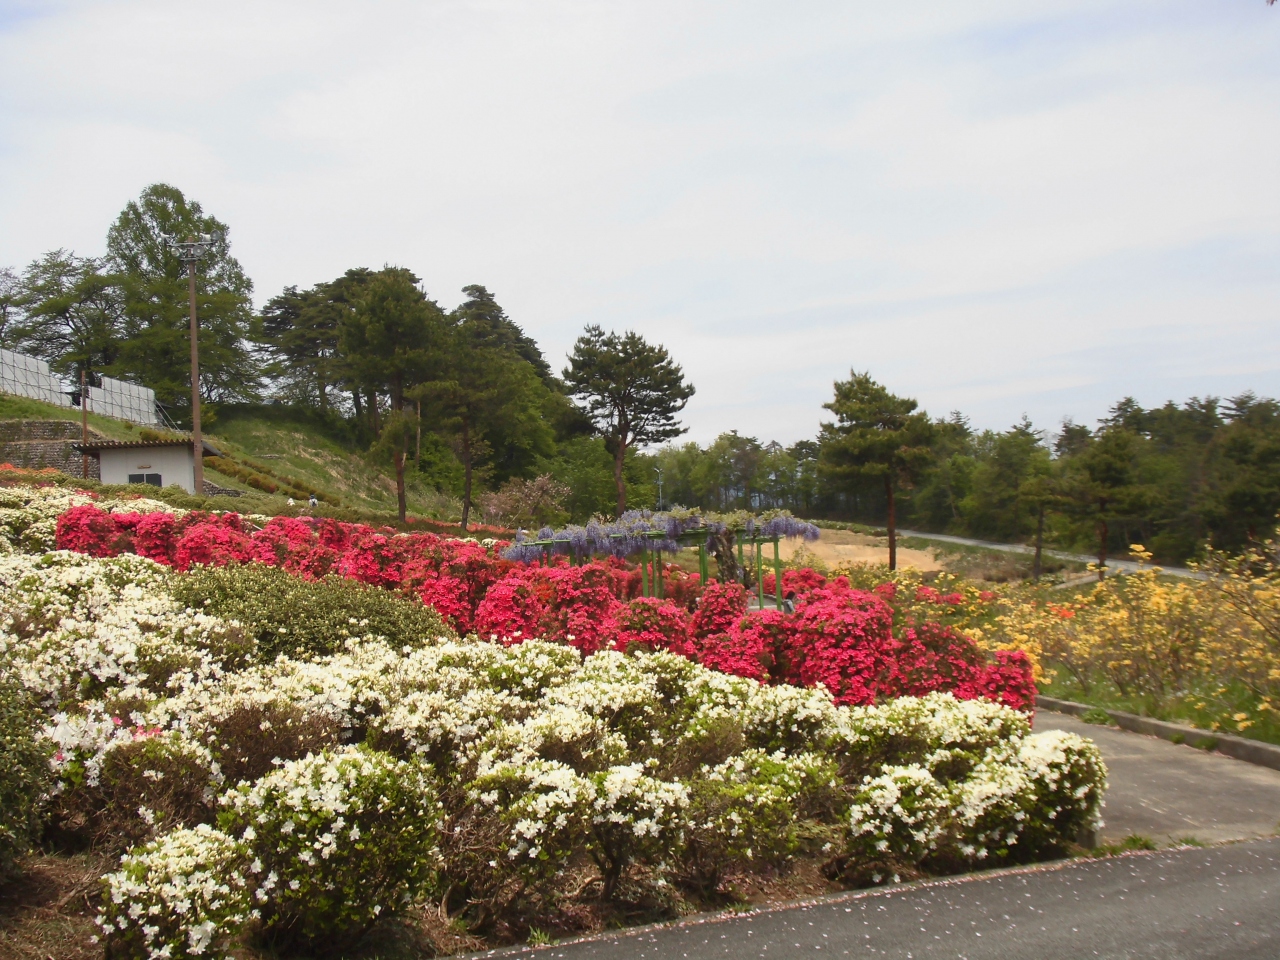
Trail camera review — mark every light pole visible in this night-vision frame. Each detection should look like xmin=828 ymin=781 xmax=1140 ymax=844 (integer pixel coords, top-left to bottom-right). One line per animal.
xmin=170 ymin=234 xmax=220 ymax=495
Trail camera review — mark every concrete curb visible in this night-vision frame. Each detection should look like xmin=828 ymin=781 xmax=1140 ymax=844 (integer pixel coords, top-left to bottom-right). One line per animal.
xmin=1037 ymin=695 xmax=1280 ymax=773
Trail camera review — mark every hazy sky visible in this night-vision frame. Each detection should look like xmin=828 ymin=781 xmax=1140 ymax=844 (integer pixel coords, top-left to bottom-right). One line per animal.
xmin=2 ymin=1 xmax=1278 ymax=445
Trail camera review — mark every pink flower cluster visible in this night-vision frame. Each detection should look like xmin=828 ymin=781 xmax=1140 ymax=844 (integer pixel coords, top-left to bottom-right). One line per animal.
xmin=54 ymin=503 xmax=1034 ymax=711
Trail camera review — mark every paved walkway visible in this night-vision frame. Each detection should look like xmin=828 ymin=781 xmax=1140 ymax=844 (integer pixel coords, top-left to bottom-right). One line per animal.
xmin=520 ymin=839 xmax=1280 ymax=960
xmin=1033 ymin=711 xmax=1280 ymax=845
xmin=488 ymin=714 xmax=1280 ymax=960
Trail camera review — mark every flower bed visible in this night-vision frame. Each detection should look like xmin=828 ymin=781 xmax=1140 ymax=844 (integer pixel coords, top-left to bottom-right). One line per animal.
xmin=31 ymin=492 xmax=1035 ymax=710
xmin=0 ymin=547 xmax=1104 ymax=957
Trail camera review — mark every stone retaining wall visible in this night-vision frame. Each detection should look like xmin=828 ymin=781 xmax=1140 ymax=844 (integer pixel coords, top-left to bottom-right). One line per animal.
xmin=0 ymin=419 xmax=105 ymax=479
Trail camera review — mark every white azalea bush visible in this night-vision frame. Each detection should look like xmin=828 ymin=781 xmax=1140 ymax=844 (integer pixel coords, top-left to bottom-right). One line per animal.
xmin=0 ymin=483 xmax=95 ymax=553
xmin=98 ymin=823 xmax=250 ymax=960
xmin=0 ymin=505 xmax=1109 ymax=954
xmin=682 ymin=749 xmax=841 ymax=891
xmin=220 ymin=746 xmax=443 ymax=954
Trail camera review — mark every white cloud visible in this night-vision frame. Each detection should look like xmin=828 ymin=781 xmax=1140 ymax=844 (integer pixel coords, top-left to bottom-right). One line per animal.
xmin=1 ymin=0 xmax=1277 ymax=444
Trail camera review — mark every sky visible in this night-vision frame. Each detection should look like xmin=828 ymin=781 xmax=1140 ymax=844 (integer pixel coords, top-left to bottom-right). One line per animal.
xmin=1 ymin=0 xmax=1278 ymax=446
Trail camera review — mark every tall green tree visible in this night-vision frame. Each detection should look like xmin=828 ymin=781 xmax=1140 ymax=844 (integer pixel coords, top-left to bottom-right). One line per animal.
xmin=8 ymin=250 xmax=123 ymax=379
xmin=819 ymin=373 xmax=934 ymax=570
xmin=0 ymin=266 xmax=24 ymax=349
xmin=958 ymin=417 xmax=1050 ymax=543
xmin=255 ymin=282 xmax=347 ymax=411
xmin=340 ymin=268 xmax=444 ymax=520
xmin=105 ymin=184 xmax=258 ymax=418
xmin=1062 ymin=425 xmax=1158 ymax=578
xmin=1207 ymin=393 xmax=1280 ymax=548
xmin=453 ymin=284 xmax=552 ymax=382
xmin=417 ymin=318 xmax=554 ymax=530
xmin=563 ymin=326 xmax=695 ymax=516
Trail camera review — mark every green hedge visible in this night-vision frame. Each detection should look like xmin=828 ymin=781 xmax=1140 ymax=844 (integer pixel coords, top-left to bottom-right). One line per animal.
xmin=169 ymin=564 xmax=456 ymax=660
xmin=0 ymin=677 xmax=52 ymax=878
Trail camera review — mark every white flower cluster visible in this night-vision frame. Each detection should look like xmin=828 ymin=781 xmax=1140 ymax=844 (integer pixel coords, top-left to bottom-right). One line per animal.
xmin=0 ymin=552 xmax=242 ymax=712
xmin=0 ymin=484 xmax=95 ymax=553
xmin=98 ymin=823 xmax=250 ymax=960
xmin=845 ymin=694 xmax=1106 ymax=864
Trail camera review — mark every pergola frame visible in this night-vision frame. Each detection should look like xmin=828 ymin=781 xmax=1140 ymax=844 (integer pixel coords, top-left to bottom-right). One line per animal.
xmin=517 ymin=527 xmax=788 ymax=608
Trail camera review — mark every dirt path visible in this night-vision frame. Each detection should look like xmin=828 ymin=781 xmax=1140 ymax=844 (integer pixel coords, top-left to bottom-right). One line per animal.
xmin=777 ymin=528 xmax=942 ymax=572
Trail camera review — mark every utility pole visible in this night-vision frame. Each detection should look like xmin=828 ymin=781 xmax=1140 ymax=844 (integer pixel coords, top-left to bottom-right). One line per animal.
xmin=81 ymin=366 xmax=89 ymax=479
xmin=170 ymin=234 xmax=220 ymax=495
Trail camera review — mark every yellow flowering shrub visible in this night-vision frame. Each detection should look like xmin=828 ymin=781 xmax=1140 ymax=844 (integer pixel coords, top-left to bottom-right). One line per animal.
xmin=990 ymin=547 xmax=1280 ymax=740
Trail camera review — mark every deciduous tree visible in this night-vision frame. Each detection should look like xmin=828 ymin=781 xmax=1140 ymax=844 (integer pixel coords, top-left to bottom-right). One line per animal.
xmin=105 ymin=184 xmax=259 ymax=418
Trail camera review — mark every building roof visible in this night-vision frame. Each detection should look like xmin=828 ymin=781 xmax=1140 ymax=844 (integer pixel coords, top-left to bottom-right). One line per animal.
xmin=73 ymin=439 xmax=223 ymax=457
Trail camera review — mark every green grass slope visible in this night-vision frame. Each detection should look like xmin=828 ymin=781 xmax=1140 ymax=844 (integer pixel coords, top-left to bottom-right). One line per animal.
xmin=0 ymin=394 xmax=460 ymax=520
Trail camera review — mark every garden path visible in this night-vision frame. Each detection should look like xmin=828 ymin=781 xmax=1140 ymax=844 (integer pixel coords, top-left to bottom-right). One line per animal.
xmin=513 ymin=838 xmax=1280 ymax=960
xmin=497 ymin=713 xmax=1280 ymax=960
xmin=1032 ymin=711 xmax=1280 ymax=846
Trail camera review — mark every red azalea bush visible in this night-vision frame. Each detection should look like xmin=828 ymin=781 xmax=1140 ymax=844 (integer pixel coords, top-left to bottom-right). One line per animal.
xmin=761 ymin=567 xmax=828 ymax=598
xmin=55 ymin=504 xmax=129 ymax=557
xmin=52 ymin=503 xmax=1034 ymax=711
xmin=473 ymin=576 xmax=547 ymax=644
xmin=610 ymin=597 xmax=694 ymax=656
xmin=692 ymin=581 xmax=749 ymax=638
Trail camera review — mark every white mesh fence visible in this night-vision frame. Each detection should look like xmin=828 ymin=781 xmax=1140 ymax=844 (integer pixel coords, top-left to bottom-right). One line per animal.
xmin=0 ymin=348 xmax=71 ymax=407
xmin=0 ymin=347 xmax=158 ymax=425
xmin=93 ymin=375 xmax=159 ymax=425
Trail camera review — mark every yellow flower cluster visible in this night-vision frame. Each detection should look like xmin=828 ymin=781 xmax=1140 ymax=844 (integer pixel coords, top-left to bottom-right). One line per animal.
xmin=990 ymin=547 xmax=1280 ymax=734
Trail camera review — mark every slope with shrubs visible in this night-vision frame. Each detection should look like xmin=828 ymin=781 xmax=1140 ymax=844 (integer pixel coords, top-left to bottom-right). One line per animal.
xmin=0 ymin=484 xmax=1107 ymax=959
xmin=0 ymin=393 xmax=458 ymax=518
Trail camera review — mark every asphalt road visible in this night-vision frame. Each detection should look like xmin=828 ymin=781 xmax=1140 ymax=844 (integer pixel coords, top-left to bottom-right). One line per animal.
xmin=896 ymin=528 xmax=1204 ymax=580
xmin=512 ymin=839 xmax=1280 ymax=960
xmin=1033 ymin=712 xmax=1280 ymax=845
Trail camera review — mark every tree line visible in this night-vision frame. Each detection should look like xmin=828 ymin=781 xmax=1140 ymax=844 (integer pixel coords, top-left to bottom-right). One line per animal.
xmin=651 ymin=376 xmax=1280 ymax=571
xmin=3 ymin=183 xmax=1276 ymax=563
xmin=0 ymin=184 xmax=693 ymax=527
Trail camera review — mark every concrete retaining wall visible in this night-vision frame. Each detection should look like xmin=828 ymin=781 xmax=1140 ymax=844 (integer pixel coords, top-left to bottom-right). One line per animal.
xmin=1037 ymin=695 xmax=1280 ymax=773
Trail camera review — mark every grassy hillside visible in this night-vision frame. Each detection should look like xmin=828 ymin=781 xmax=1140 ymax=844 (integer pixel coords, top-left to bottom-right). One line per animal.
xmin=0 ymin=394 xmax=461 ymax=519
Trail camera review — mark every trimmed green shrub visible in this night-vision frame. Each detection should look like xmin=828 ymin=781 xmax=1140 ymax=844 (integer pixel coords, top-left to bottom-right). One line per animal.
xmin=221 ymin=746 xmax=443 ymax=954
xmin=170 ymin=564 xmax=455 ymax=659
xmin=0 ymin=677 xmax=52 ymax=877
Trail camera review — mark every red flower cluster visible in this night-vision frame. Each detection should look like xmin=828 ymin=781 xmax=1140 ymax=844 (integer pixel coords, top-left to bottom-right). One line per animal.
xmin=53 ymin=503 xmax=1034 ymax=711
xmin=55 ymin=505 xmax=514 ymax=632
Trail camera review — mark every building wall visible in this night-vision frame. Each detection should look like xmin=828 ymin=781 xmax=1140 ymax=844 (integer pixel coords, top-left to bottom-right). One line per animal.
xmin=100 ymin=446 xmax=195 ymax=493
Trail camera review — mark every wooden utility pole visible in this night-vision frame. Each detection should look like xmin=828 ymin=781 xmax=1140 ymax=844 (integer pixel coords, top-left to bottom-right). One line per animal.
xmin=187 ymin=253 xmax=203 ymax=494
xmin=172 ymin=233 xmax=219 ymax=495
xmin=81 ymin=367 xmax=89 ymax=479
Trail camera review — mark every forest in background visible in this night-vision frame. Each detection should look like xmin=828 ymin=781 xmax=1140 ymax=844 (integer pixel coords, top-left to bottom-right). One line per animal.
xmin=2 ymin=183 xmax=1278 ymax=564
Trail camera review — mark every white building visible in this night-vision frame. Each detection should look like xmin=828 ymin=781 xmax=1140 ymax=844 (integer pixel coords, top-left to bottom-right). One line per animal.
xmin=75 ymin=439 xmax=221 ymax=494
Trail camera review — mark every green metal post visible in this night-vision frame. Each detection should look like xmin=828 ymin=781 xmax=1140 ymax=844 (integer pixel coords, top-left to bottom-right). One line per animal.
xmin=736 ymin=535 xmax=744 ymax=586
xmin=640 ymin=546 xmax=649 ymax=597
xmin=756 ymin=539 xmax=764 ymax=608
xmin=656 ymin=549 xmax=663 ymax=599
xmin=699 ymin=543 xmax=708 ymax=584
xmin=773 ymin=537 xmax=783 ymax=608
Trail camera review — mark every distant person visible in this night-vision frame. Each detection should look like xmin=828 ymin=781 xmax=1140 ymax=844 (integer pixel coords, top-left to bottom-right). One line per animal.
xmin=287 ymin=497 xmax=295 ymax=507
xmin=309 ymin=493 xmax=318 ymax=510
